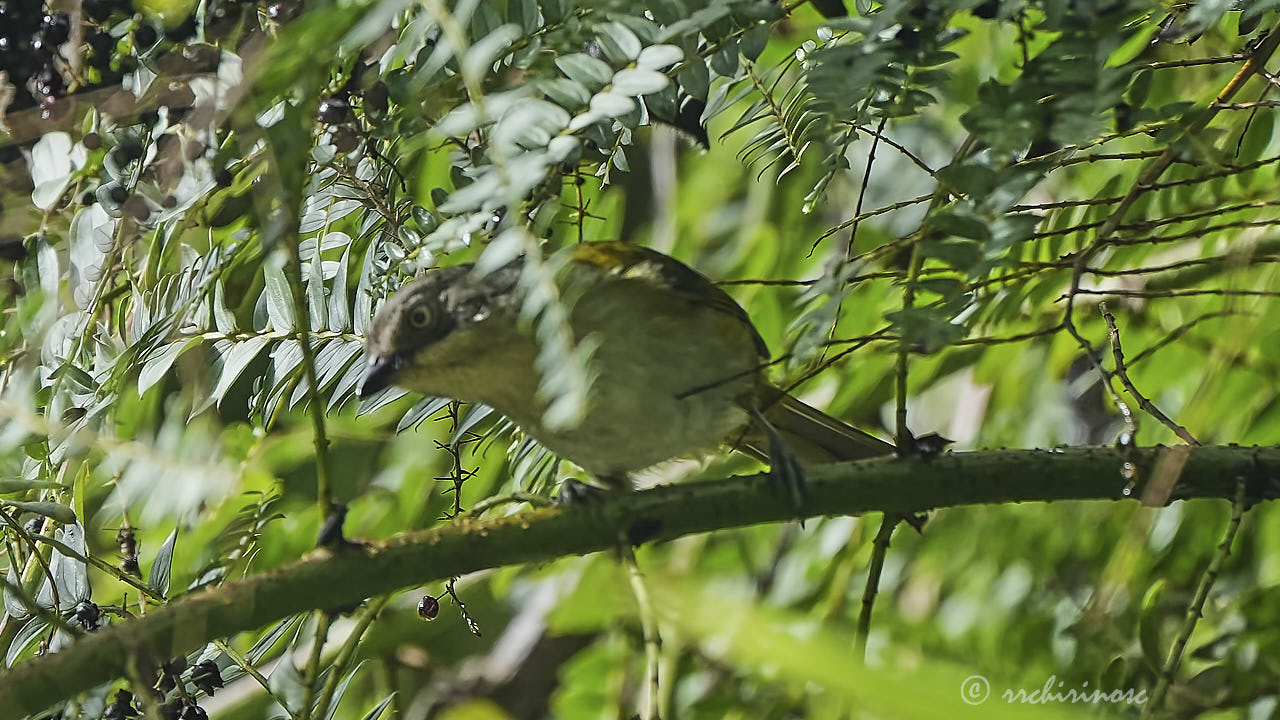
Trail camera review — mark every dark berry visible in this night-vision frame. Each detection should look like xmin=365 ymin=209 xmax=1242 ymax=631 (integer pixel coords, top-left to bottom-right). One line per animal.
xmin=155 ymin=133 xmax=179 ymax=155
xmin=317 ymin=97 xmax=352 ymax=124
xmin=191 ymin=660 xmax=224 ymax=695
xmin=104 ymin=690 xmax=140 ymax=720
xmin=123 ymin=195 xmax=150 ymax=221
xmin=331 ymin=126 xmax=358 ymax=153
xmin=74 ymin=600 xmax=100 ymax=627
xmin=134 ymin=24 xmax=157 ymax=48
xmin=83 ymin=132 xmax=102 ymax=149
xmin=107 ymin=184 xmax=129 ymax=204
xmin=418 ymin=595 xmax=440 ymax=620
xmin=80 ymin=191 xmax=96 ymax=206
xmin=162 ymin=194 xmax=178 ymax=209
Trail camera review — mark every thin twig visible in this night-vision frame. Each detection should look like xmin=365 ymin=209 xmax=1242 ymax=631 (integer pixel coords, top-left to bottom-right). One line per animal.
xmin=1128 ymin=311 xmax=1248 ymax=367
xmin=465 ymin=492 xmax=553 ymax=517
xmin=444 ymin=578 xmax=482 ymax=637
xmin=298 ymin=612 xmax=333 ymax=720
xmin=1143 ymin=476 xmax=1249 ymax=718
xmin=1144 ymin=54 xmax=1248 ymax=70
xmin=622 ymin=542 xmax=661 ymax=720
xmin=1101 ymin=304 xmax=1200 ymax=446
xmin=856 ymin=514 xmax=898 ymax=659
xmin=312 ymin=596 xmax=391 ymax=720
xmin=281 ymin=239 xmax=334 ymax=522
xmin=213 ymin=639 xmax=298 ymax=718
xmin=1071 ymin=288 xmax=1280 ymax=299
xmin=1060 ymin=24 xmax=1280 ymax=446
xmin=846 ymin=121 xmax=936 ymax=175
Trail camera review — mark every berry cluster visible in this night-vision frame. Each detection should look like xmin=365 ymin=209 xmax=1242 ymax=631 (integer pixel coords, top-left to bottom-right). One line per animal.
xmin=0 ymin=0 xmax=69 ymax=113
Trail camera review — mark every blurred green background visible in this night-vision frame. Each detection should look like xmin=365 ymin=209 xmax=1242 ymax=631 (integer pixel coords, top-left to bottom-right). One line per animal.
xmin=3 ymin=0 xmax=1280 ymax=718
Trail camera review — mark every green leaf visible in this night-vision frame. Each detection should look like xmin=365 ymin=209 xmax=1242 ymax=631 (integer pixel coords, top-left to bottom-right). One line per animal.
xmin=358 ymin=695 xmax=396 ymax=720
xmin=589 ymin=92 xmax=636 ymax=118
xmin=937 ymin=162 xmax=1000 ymax=198
xmin=462 ymin=23 xmax=522 ymax=79
xmin=139 ymin=339 xmax=202 ymax=394
xmin=327 ymin=247 xmax=352 ymax=332
xmin=148 ymin=527 xmax=178 ymax=596
xmin=611 ymin=68 xmax=669 ymax=96
xmin=1139 ymin=579 xmax=1167 ymax=673
xmin=397 ymin=396 xmax=451 ymax=432
xmin=6 ymin=617 xmax=49 ymax=666
xmin=596 ymin=21 xmax=642 ymax=64
xmin=540 ymin=78 xmax=591 ymax=110
xmin=636 ymin=44 xmax=682 ymax=70
xmin=50 ymin=524 xmax=89 ymax=608
xmin=740 ymin=22 xmax=770 ymax=61
xmin=556 ymin=53 xmax=614 ymax=89
xmin=267 ymin=655 xmax=305 ymax=714
xmin=0 ymin=479 xmax=62 ymax=494
xmin=263 ymin=254 xmax=296 ymax=332
xmin=710 ymin=40 xmax=739 ymax=76
xmin=306 ymin=250 xmax=326 ymax=332
xmin=927 ymin=207 xmax=990 ymax=242
xmin=2 ymin=501 xmax=77 ymax=525
xmin=3 ymin=567 xmax=33 ymax=621
xmin=50 ymin=363 xmax=96 ymax=393
xmin=213 ymin=281 xmax=237 ymax=334
xmin=320 ymin=661 xmax=366 ymax=720
xmin=678 ymin=58 xmax=710 ymax=99
xmin=210 ymin=337 xmax=273 ymax=408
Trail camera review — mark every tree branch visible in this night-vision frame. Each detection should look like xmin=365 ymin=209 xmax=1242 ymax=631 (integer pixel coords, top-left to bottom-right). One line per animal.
xmin=1 ymin=444 xmax=1278 ymax=718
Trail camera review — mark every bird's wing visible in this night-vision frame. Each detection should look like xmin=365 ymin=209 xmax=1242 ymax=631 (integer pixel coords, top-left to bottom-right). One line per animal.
xmin=570 ymin=241 xmax=770 ymax=359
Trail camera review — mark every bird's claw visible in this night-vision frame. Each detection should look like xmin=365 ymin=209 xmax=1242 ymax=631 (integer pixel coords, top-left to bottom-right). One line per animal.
xmin=768 ymin=437 xmax=809 ymax=513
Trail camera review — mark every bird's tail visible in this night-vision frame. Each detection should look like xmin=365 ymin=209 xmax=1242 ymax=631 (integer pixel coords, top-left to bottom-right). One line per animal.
xmin=739 ymin=386 xmax=895 ymax=465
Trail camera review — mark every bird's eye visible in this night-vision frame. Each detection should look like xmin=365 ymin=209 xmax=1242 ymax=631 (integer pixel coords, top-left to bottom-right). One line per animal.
xmin=408 ymin=306 xmax=433 ymax=329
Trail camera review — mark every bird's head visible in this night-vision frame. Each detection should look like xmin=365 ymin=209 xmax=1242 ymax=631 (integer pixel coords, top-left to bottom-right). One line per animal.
xmin=357 ymin=264 xmax=522 ymax=399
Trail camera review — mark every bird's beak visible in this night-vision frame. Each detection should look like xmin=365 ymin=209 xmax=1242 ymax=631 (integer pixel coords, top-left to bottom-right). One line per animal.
xmin=358 ymin=354 xmax=401 ymax=398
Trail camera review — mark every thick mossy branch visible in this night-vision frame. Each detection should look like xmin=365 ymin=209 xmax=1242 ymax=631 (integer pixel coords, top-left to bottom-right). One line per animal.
xmin=1 ymin=444 xmax=1277 ymax=718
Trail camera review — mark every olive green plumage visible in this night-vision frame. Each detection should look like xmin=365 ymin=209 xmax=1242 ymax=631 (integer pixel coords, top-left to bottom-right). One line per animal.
xmin=359 ymin=241 xmax=892 ymax=482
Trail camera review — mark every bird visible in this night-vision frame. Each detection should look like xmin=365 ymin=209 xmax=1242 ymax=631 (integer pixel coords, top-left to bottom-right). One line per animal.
xmin=357 ymin=241 xmax=893 ymax=498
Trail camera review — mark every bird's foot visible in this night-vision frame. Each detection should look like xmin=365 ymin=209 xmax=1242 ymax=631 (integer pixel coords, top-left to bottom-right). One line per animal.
xmin=767 ymin=437 xmax=810 ymax=513
xmin=895 ymin=431 xmax=952 ymax=459
xmin=749 ymin=407 xmax=809 ymax=513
